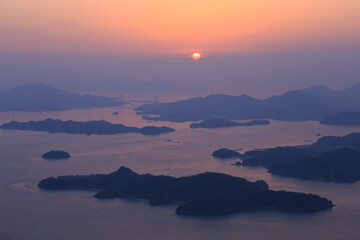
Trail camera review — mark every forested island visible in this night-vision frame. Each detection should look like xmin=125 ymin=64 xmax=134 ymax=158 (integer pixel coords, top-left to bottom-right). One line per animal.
xmin=215 ymin=132 xmax=360 ymax=183
xmin=0 ymin=119 xmax=175 ymax=136
xmin=38 ymin=167 xmax=333 ymax=215
xmin=42 ymin=150 xmax=71 ymax=160
xmin=190 ymin=119 xmax=269 ymax=129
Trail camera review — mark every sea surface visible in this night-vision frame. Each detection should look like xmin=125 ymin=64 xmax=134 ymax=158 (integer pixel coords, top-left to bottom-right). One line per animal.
xmin=1 ymin=91 xmax=360 ymax=240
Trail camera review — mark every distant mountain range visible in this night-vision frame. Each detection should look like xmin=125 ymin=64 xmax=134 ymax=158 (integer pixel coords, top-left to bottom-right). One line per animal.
xmin=136 ymin=83 xmax=360 ymax=122
xmin=0 ymin=84 xmax=125 ymax=111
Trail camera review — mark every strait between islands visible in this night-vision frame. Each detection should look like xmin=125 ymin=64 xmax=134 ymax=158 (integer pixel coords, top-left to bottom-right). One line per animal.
xmin=38 ymin=167 xmax=334 ymax=216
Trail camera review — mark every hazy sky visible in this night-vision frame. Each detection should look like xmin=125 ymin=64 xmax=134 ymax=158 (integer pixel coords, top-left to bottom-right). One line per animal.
xmin=1 ymin=0 xmax=360 ymax=96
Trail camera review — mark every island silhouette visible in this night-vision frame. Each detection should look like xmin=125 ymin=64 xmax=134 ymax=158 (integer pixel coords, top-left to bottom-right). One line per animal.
xmin=0 ymin=119 xmax=175 ymax=136
xmin=213 ymin=132 xmax=360 ymax=183
xmin=42 ymin=150 xmax=71 ymax=160
xmin=39 ymin=167 xmax=334 ymax=215
xmin=190 ymin=119 xmax=270 ymax=129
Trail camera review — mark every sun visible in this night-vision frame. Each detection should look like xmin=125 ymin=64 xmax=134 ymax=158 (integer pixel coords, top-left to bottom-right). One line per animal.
xmin=192 ymin=52 xmax=201 ymax=60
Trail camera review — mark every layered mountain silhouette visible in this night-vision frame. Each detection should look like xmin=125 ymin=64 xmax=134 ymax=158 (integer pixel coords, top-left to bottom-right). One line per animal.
xmin=136 ymin=83 xmax=360 ymax=122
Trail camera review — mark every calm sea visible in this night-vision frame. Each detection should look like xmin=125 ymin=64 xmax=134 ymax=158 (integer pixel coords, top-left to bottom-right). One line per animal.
xmin=1 ymin=91 xmax=360 ymax=240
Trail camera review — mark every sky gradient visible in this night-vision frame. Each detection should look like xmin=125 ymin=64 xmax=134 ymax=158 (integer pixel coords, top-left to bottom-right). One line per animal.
xmin=1 ymin=0 xmax=360 ymax=95
xmin=1 ymin=0 xmax=360 ymax=54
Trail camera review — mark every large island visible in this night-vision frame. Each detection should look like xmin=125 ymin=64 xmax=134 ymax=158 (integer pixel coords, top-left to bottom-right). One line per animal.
xmin=0 ymin=119 xmax=175 ymax=136
xmin=39 ymin=167 xmax=334 ymax=215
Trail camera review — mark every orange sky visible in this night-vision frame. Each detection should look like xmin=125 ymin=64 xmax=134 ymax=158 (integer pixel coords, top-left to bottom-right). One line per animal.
xmin=1 ymin=0 xmax=359 ymax=55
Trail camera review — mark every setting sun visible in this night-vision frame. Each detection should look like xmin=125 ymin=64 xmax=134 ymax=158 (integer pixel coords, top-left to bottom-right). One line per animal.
xmin=192 ymin=53 xmax=201 ymax=60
